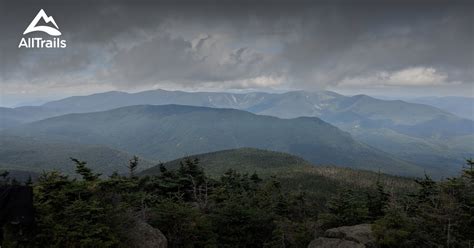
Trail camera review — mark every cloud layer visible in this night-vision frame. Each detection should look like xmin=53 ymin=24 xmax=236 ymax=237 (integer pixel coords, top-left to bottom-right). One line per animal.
xmin=0 ymin=0 xmax=472 ymax=104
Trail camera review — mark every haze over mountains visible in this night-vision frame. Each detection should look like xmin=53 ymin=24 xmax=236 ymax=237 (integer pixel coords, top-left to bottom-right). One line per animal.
xmin=3 ymin=89 xmax=472 ymax=129
xmin=3 ymin=104 xmax=422 ymax=176
xmin=1 ymin=89 xmax=472 ymax=178
xmin=0 ymin=135 xmax=154 ymax=175
xmin=405 ymin=96 xmax=474 ymax=121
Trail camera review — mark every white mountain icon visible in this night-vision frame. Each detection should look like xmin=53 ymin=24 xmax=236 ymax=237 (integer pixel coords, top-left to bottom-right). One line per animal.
xmin=23 ymin=9 xmax=61 ymax=36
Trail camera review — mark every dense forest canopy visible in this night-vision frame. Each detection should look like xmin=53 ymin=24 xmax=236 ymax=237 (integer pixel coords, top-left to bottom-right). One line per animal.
xmin=1 ymin=157 xmax=473 ymax=247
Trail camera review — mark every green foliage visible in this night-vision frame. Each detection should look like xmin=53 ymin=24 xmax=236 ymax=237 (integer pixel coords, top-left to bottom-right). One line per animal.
xmin=265 ymin=219 xmax=315 ymax=248
xmin=372 ymin=207 xmax=416 ymax=247
xmin=367 ymin=180 xmax=390 ymax=220
xmin=71 ymin=158 xmax=101 ymax=181
xmin=2 ymin=156 xmax=473 ymax=248
xmin=211 ymin=199 xmax=275 ymax=247
xmin=150 ymin=200 xmax=216 ymax=248
xmin=18 ymin=160 xmax=147 ymax=248
xmin=373 ymin=159 xmax=474 ymax=247
xmin=33 ymin=171 xmax=121 ymax=248
xmin=128 ymin=155 xmax=139 ymax=178
xmin=319 ymin=189 xmax=369 ymax=228
xmin=142 ymin=148 xmax=313 ymax=177
xmin=143 ymin=148 xmax=418 ymax=204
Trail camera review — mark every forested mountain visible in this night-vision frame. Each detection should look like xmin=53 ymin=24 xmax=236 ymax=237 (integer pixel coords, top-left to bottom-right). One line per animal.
xmin=140 ymin=148 xmax=417 ymax=194
xmin=2 ymin=89 xmax=472 ymax=177
xmin=141 ymin=147 xmax=314 ymax=176
xmin=0 ymin=106 xmax=61 ymax=129
xmin=0 ymin=135 xmax=154 ymax=175
xmin=2 ymin=105 xmax=423 ymax=176
xmin=31 ymin=90 xmax=474 ymax=162
xmin=406 ymin=96 xmax=474 ymax=120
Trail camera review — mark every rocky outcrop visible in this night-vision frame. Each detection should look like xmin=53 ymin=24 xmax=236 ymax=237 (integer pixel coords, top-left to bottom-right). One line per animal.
xmin=308 ymin=224 xmax=375 ymax=248
xmin=325 ymin=224 xmax=375 ymax=246
xmin=121 ymin=216 xmax=167 ymax=248
xmin=308 ymin=238 xmax=365 ymax=248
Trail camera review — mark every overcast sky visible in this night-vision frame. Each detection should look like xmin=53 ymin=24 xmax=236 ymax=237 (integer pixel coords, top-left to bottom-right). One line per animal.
xmin=0 ymin=0 xmax=472 ymax=106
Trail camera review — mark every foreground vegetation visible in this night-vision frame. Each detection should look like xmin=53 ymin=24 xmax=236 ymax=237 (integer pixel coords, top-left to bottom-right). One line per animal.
xmin=1 ymin=158 xmax=473 ymax=247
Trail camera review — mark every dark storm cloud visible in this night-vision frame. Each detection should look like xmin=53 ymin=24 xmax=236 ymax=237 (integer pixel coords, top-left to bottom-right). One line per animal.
xmin=278 ymin=2 xmax=473 ymax=87
xmin=0 ymin=0 xmax=472 ymax=98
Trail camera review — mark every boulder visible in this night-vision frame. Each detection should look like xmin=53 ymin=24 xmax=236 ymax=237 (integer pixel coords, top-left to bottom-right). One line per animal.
xmin=308 ymin=224 xmax=375 ymax=248
xmin=325 ymin=224 xmax=375 ymax=246
xmin=121 ymin=216 xmax=167 ymax=248
xmin=308 ymin=237 xmax=365 ymax=248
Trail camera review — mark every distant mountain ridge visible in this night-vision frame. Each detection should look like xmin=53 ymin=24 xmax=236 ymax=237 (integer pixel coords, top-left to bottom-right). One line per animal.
xmin=405 ymin=96 xmax=474 ymax=120
xmin=1 ymin=89 xmax=472 ymax=177
xmin=0 ymin=135 xmax=155 ymax=175
xmin=39 ymin=89 xmax=474 ymax=165
xmin=0 ymin=106 xmax=60 ymax=129
xmin=39 ymin=89 xmax=456 ymax=123
xmin=3 ymin=89 xmax=470 ymax=130
xmin=3 ymin=104 xmax=423 ymax=176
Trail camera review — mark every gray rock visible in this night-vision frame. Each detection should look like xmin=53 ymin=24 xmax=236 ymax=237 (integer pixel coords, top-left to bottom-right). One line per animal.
xmin=308 ymin=237 xmax=365 ymax=248
xmin=325 ymin=224 xmax=375 ymax=247
xmin=308 ymin=224 xmax=376 ymax=248
xmin=121 ymin=216 xmax=167 ymax=248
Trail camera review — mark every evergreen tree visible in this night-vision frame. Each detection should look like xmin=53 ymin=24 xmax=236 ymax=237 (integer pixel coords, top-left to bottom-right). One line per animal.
xmin=71 ymin=158 xmax=100 ymax=181
xmin=128 ymin=155 xmax=139 ymax=178
xmin=367 ymin=180 xmax=390 ymax=220
xmin=319 ymin=189 xmax=368 ymax=228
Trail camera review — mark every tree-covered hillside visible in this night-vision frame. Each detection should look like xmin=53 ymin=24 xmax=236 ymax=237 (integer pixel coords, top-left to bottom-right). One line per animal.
xmin=1 ymin=157 xmax=472 ymax=247
xmin=407 ymin=96 xmax=474 ymax=120
xmin=0 ymin=135 xmax=154 ymax=175
xmin=3 ymin=89 xmax=471 ymax=177
xmin=140 ymin=148 xmax=314 ymax=176
xmin=3 ymin=105 xmax=422 ymax=176
xmin=141 ymin=148 xmax=416 ymax=197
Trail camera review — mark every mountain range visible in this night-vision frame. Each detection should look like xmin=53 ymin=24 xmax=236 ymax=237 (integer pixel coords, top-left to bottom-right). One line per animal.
xmin=2 ymin=104 xmax=422 ymax=176
xmin=405 ymin=96 xmax=474 ymax=120
xmin=1 ymin=89 xmax=472 ymax=177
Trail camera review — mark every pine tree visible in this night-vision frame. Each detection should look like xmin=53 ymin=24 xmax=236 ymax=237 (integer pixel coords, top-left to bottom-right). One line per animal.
xmin=367 ymin=180 xmax=390 ymax=219
xmin=320 ymin=189 xmax=368 ymax=228
xmin=71 ymin=158 xmax=100 ymax=181
xmin=128 ymin=155 xmax=139 ymax=178
xmin=0 ymin=170 xmax=9 ymax=179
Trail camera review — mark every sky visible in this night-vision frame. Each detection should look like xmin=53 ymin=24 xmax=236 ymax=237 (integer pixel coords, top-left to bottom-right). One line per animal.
xmin=0 ymin=0 xmax=473 ymax=106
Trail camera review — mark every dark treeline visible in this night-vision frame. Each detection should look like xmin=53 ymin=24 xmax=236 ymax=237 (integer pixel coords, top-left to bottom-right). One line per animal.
xmin=1 ymin=158 xmax=473 ymax=247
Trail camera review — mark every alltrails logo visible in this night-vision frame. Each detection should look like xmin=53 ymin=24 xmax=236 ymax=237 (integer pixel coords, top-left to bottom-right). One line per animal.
xmin=18 ymin=9 xmax=67 ymax=48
